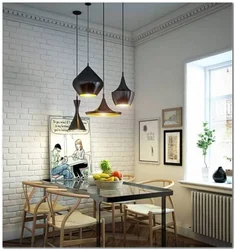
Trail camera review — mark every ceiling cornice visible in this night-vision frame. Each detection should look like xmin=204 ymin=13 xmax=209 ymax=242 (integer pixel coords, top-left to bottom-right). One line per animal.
xmin=3 ymin=3 xmax=232 ymax=47
xmin=132 ymin=3 xmax=232 ymax=46
xmin=3 ymin=7 xmax=133 ymax=46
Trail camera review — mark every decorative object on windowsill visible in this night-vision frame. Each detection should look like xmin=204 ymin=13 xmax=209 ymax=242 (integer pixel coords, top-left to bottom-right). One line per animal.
xmin=68 ymin=11 xmax=86 ymax=131
xmin=112 ymin=3 xmax=134 ymax=107
xmin=86 ymin=3 xmax=121 ymax=117
xmin=212 ymin=166 xmax=227 ymax=183
xmin=225 ymin=169 xmax=232 ymax=184
xmin=197 ymin=122 xmax=216 ymax=182
xmin=73 ymin=3 xmax=103 ymax=97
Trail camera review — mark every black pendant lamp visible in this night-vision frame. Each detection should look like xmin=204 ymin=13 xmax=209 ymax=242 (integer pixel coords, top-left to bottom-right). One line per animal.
xmin=73 ymin=3 xmax=103 ymax=97
xmin=68 ymin=11 xmax=86 ymax=131
xmin=86 ymin=3 xmax=121 ymax=117
xmin=112 ymin=3 xmax=134 ymax=107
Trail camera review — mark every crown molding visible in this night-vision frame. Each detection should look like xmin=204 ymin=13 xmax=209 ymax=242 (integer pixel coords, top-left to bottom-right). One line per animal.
xmin=3 ymin=3 xmax=232 ymax=48
xmin=3 ymin=7 xmax=133 ymax=46
xmin=132 ymin=3 xmax=232 ymax=46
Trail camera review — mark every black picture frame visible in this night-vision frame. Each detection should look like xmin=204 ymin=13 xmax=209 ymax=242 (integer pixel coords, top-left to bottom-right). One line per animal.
xmin=164 ymin=129 xmax=182 ymax=166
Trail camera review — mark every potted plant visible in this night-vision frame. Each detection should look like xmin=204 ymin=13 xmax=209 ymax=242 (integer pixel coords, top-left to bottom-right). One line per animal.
xmin=197 ymin=122 xmax=215 ymax=181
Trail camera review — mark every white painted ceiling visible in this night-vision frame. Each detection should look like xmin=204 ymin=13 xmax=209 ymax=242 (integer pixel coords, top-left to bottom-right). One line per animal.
xmin=21 ymin=2 xmax=187 ymax=32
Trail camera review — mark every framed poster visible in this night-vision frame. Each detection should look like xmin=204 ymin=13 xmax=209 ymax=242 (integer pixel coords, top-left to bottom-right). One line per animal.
xmin=162 ymin=107 xmax=182 ymax=128
xmin=49 ymin=116 xmax=92 ymax=181
xmin=164 ymin=129 xmax=182 ymax=166
xmin=139 ymin=118 xmax=160 ymax=164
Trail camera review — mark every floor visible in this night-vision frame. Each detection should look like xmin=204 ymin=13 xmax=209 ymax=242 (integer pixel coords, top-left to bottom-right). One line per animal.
xmin=3 ymin=223 xmax=213 ymax=248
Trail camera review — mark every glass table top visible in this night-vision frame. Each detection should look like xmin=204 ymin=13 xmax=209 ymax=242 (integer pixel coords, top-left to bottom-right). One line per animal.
xmin=47 ymin=179 xmax=173 ymax=203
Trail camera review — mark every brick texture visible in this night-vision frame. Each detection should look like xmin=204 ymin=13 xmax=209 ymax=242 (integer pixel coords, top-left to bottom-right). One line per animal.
xmin=3 ymin=16 xmax=135 ymax=240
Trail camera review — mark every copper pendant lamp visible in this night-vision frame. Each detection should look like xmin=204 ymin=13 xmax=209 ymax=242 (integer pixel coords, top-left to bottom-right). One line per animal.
xmin=112 ymin=3 xmax=134 ymax=107
xmin=86 ymin=3 xmax=121 ymax=117
xmin=73 ymin=3 xmax=103 ymax=97
xmin=68 ymin=11 xmax=86 ymax=131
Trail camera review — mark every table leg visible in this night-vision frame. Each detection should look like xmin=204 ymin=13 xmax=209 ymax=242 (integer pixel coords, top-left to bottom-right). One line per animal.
xmin=161 ymin=196 xmax=166 ymax=247
xmin=96 ymin=201 xmax=101 ymax=247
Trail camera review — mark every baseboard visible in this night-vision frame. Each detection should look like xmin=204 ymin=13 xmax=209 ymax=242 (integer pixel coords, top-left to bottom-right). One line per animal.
xmin=177 ymin=224 xmax=232 ymax=247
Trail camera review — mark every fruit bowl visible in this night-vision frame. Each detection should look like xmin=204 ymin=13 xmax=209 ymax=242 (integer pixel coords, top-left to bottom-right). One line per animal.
xmin=95 ymin=179 xmax=123 ymax=190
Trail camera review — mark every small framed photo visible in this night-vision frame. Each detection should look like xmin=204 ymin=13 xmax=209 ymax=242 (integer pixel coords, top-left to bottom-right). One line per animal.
xmin=162 ymin=107 xmax=182 ymax=128
xmin=164 ymin=130 xmax=182 ymax=166
xmin=139 ymin=118 xmax=160 ymax=164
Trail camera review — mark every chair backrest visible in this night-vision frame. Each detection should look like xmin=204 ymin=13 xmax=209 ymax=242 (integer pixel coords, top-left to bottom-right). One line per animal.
xmin=123 ymin=174 xmax=135 ymax=182
xmin=138 ymin=179 xmax=174 ymax=189
xmin=46 ymin=188 xmax=90 ymax=228
xmin=137 ymin=179 xmax=175 ymax=207
xmin=22 ymin=181 xmax=59 ymax=212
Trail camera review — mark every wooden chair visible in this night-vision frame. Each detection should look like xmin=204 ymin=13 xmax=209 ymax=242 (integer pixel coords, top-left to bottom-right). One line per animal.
xmin=20 ymin=181 xmax=69 ymax=247
xmin=123 ymin=179 xmax=177 ymax=247
xmin=94 ymin=174 xmax=135 ymax=236
xmin=44 ymin=188 xmax=105 ymax=247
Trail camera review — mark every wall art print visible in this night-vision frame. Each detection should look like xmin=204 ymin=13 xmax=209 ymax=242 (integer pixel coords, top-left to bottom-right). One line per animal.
xmin=139 ymin=118 xmax=160 ymax=164
xmin=162 ymin=107 xmax=182 ymax=128
xmin=164 ymin=129 xmax=182 ymax=166
xmin=49 ymin=116 xmax=92 ymax=181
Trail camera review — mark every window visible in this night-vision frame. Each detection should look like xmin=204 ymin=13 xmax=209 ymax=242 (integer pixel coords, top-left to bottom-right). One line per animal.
xmin=185 ymin=51 xmax=232 ymax=181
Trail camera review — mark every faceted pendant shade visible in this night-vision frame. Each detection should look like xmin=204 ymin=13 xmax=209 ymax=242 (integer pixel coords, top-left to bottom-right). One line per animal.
xmin=73 ymin=65 xmax=103 ymax=97
xmin=68 ymin=99 xmax=86 ymax=131
xmin=86 ymin=96 xmax=121 ymax=117
xmin=112 ymin=75 xmax=135 ymax=106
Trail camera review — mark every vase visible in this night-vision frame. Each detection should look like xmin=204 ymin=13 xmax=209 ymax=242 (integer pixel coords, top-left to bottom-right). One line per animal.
xmin=202 ymin=167 xmax=209 ymax=182
xmin=213 ymin=166 xmax=227 ymax=183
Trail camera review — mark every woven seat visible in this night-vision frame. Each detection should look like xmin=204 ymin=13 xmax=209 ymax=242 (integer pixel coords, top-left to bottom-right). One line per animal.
xmin=44 ymin=188 xmax=105 ymax=247
xmin=20 ymin=181 xmax=69 ymax=247
xmin=123 ymin=179 xmax=177 ymax=247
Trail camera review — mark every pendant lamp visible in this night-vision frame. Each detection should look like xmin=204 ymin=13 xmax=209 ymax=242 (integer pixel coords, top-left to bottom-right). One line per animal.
xmin=73 ymin=3 xmax=103 ymax=97
xmin=86 ymin=3 xmax=121 ymax=117
xmin=112 ymin=3 xmax=134 ymax=107
xmin=68 ymin=11 xmax=86 ymax=131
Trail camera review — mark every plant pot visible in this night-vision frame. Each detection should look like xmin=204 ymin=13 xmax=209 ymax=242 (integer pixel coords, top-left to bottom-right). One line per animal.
xmin=202 ymin=167 xmax=209 ymax=182
xmin=213 ymin=166 xmax=227 ymax=183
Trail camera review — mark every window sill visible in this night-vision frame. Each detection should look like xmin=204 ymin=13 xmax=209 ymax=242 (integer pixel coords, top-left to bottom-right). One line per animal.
xmin=178 ymin=180 xmax=232 ymax=195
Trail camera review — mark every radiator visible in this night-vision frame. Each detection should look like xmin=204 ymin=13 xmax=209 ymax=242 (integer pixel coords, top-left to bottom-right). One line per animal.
xmin=192 ymin=191 xmax=232 ymax=243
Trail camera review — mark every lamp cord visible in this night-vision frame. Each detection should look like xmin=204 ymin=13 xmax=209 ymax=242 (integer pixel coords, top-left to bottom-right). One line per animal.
xmin=102 ymin=3 xmax=105 ymax=98
xmin=76 ymin=13 xmax=78 ymax=101
xmin=122 ymin=3 xmax=124 ymax=76
xmin=87 ymin=4 xmax=89 ymax=66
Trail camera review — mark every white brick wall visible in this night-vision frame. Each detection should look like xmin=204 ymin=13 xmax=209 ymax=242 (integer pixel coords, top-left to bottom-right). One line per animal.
xmin=3 ymin=13 xmax=135 ymax=240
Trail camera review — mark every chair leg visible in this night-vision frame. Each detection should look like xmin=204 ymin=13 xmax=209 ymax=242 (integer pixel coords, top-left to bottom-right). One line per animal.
xmin=43 ymin=224 xmax=49 ymax=247
xmin=31 ymin=215 xmax=37 ymax=247
xmin=20 ymin=211 xmax=26 ymax=245
xmin=120 ymin=204 xmax=124 ymax=233
xmin=59 ymin=228 xmax=65 ymax=247
xmin=93 ymin=200 xmax=96 ymax=218
xmin=112 ymin=204 xmax=115 ymax=237
xmin=79 ymin=228 xmax=82 ymax=247
xmin=123 ymin=206 xmax=127 ymax=247
xmin=149 ymin=212 xmax=153 ymax=247
xmin=101 ymin=218 xmax=105 ymax=247
xmin=172 ymin=212 xmax=178 ymax=246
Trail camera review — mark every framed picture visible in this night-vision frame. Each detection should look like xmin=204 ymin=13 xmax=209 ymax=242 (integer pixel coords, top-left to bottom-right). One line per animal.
xmin=49 ymin=116 xmax=92 ymax=181
xmin=164 ymin=130 xmax=182 ymax=166
xmin=139 ymin=118 xmax=160 ymax=164
xmin=162 ymin=107 xmax=182 ymax=128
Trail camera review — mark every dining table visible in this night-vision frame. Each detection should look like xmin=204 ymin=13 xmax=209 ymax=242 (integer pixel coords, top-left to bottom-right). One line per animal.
xmin=43 ymin=178 xmax=173 ymax=247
